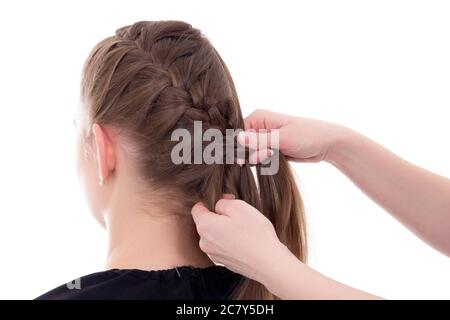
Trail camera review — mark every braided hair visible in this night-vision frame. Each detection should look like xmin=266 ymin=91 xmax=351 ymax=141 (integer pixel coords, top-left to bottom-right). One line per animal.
xmin=81 ymin=20 xmax=307 ymax=299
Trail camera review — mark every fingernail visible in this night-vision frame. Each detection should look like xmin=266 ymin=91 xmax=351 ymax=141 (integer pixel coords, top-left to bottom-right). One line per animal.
xmin=248 ymin=151 xmax=258 ymax=165
xmin=195 ymin=202 xmax=206 ymax=208
xmin=222 ymin=193 xmax=236 ymax=200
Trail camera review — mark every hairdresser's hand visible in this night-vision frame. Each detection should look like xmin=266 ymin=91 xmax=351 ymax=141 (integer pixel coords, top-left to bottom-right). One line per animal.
xmin=238 ymin=109 xmax=351 ymax=163
xmin=192 ymin=197 xmax=381 ymax=299
xmin=191 ymin=197 xmax=291 ymax=284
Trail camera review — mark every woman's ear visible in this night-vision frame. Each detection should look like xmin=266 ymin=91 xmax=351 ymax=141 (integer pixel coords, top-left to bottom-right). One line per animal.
xmin=92 ymin=123 xmax=116 ymax=185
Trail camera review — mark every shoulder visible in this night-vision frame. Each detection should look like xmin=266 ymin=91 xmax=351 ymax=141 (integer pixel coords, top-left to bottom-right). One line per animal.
xmin=35 ymin=267 xmax=242 ymax=300
xmin=35 ymin=269 xmax=127 ymax=300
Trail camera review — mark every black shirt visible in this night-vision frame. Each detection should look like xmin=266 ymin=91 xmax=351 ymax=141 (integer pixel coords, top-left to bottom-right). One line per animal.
xmin=36 ymin=266 xmax=242 ymax=300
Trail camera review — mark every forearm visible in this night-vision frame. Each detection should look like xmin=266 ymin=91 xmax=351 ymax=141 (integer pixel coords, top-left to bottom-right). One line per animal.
xmin=326 ymin=128 xmax=450 ymax=256
xmin=260 ymin=245 xmax=381 ymax=300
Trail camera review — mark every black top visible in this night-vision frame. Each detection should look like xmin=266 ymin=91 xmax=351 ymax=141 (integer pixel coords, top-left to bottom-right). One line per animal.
xmin=36 ymin=266 xmax=242 ymax=300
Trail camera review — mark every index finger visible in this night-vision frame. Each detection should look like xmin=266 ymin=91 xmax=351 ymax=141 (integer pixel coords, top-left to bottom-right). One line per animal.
xmin=244 ymin=109 xmax=288 ymax=130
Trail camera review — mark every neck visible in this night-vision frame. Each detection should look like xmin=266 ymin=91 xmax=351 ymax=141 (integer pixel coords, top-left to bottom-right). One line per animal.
xmin=104 ymin=194 xmax=213 ymax=271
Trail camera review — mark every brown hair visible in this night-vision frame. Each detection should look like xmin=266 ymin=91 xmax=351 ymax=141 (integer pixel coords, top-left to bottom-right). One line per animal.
xmin=80 ymin=20 xmax=307 ymax=299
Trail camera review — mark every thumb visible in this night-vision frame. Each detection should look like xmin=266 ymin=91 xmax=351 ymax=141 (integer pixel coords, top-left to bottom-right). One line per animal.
xmin=191 ymin=202 xmax=224 ymax=230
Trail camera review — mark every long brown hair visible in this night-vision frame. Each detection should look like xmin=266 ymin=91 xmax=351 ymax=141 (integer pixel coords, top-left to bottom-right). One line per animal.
xmin=80 ymin=20 xmax=307 ymax=299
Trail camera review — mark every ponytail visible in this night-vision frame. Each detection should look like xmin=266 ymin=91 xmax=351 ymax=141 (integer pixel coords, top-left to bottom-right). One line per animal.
xmin=226 ymin=152 xmax=307 ymax=300
xmin=257 ymin=153 xmax=307 ymax=262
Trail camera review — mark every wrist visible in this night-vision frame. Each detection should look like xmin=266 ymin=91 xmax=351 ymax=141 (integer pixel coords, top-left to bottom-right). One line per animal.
xmin=324 ymin=125 xmax=360 ymax=167
xmin=256 ymin=241 xmax=306 ymax=297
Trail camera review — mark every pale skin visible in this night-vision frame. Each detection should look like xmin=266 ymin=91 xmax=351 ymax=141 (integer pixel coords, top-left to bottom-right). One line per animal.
xmin=192 ymin=109 xmax=450 ymax=300
xmin=75 ymin=107 xmax=213 ymax=272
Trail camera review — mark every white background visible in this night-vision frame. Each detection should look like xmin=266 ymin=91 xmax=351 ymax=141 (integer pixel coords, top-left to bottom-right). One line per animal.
xmin=0 ymin=0 xmax=449 ymax=299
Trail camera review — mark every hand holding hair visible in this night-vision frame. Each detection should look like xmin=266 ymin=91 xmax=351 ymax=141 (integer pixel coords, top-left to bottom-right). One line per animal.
xmin=192 ymin=195 xmax=284 ymax=282
xmin=192 ymin=196 xmax=381 ymax=300
xmin=239 ymin=110 xmax=450 ymax=256
xmin=237 ymin=109 xmax=348 ymax=163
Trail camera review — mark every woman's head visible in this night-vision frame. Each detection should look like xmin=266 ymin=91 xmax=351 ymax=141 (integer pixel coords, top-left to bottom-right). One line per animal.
xmin=76 ymin=20 xmax=306 ymax=299
xmin=77 ymin=21 xmax=245 ymax=221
